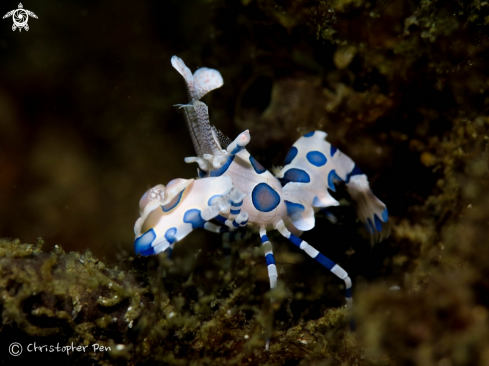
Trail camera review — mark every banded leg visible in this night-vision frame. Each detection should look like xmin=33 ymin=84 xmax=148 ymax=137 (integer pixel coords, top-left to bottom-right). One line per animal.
xmin=275 ymin=220 xmax=354 ymax=328
xmin=214 ymin=211 xmax=249 ymax=230
xmin=260 ymin=227 xmax=278 ymax=351
xmin=203 ymin=221 xmax=230 ymax=234
xmin=260 ymin=228 xmax=278 ymax=291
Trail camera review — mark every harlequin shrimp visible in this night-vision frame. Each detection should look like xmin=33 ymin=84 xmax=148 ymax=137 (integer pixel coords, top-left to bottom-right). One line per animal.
xmin=134 ymin=56 xmax=390 ymax=341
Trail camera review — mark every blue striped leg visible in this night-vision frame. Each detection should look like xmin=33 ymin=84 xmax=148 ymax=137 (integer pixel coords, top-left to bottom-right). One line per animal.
xmin=214 ymin=211 xmax=249 ymax=230
xmin=260 ymin=227 xmax=278 ymax=351
xmin=203 ymin=221 xmax=230 ymax=234
xmin=260 ymin=228 xmax=278 ymax=291
xmin=275 ymin=220 xmax=354 ymax=328
xmin=228 ymin=198 xmax=244 ymax=221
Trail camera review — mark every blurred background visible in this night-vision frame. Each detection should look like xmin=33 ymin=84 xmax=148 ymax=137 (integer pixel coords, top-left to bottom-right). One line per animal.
xmin=2 ymin=1 xmax=489 ymax=364
xmin=0 ymin=0 xmax=486 ymax=266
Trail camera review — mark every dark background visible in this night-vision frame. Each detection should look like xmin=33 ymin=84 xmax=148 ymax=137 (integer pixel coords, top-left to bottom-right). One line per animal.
xmin=0 ymin=0 xmax=486 ymax=267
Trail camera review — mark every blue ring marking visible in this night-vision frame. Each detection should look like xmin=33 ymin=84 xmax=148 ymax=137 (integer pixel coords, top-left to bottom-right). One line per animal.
xmin=381 ymin=208 xmax=389 ymax=222
xmin=208 ymin=195 xmax=222 ymax=206
xmin=251 ymin=183 xmax=281 ymax=212
xmin=209 ymin=155 xmax=235 ymax=177
xmin=230 ymin=144 xmax=244 ymax=155
xmin=345 ymin=287 xmax=353 ymax=298
xmin=165 ymin=227 xmax=177 ymax=244
xmin=232 ymin=220 xmax=239 ymax=228
xmin=303 ymin=131 xmax=315 ymax=137
xmin=283 ymin=146 xmax=298 ymax=165
xmin=289 ymin=234 xmax=303 ymax=247
xmin=134 ymin=228 xmax=156 ymax=255
xmin=285 ymin=200 xmax=305 ymax=219
xmin=315 ymin=253 xmax=335 ymax=270
xmin=345 ymin=165 xmax=364 ymax=183
xmin=306 ymin=151 xmax=327 ymax=167
xmin=230 ymin=209 xmax=241 ymax=215
xmin=183 ymin=209 xmax=206 ymax=229
xmin=327 ymin=169 xmax=343 ymax=192
xmin=261 ymin=234 xmax=269 ymax=243
xmin=374 ymin=214 xmax=383 ymax=232
xmin=219 ymin=226 xmax=229 ymax=233
xmin=265 ymin=253 xmax=276 ymax=266
xmin=330 ymin=145 xmax=337 ymax=157
xmin=231 ymin=200 xmax=243 ymax=207
xmin=249 ymin=155 xmax=267 ymax=174
xmin=280 ymin=168 xmax=311 ymax=186
xmin=198 ymin=169 xmax=207 ymax=178
xmin=215 ymin=215 xmax=227 ymax=224
xmin=162 ymin=189 xmax=185 ymax=212
xmin=240 ymin=219 xmax=248 ymax=226
xmin=139 ymin=246 xmax=155 ymax=256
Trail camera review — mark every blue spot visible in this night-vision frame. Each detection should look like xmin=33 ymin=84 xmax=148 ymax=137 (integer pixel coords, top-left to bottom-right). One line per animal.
xmin=139 ymin=247 xmax=155 ymax=256
xmin=198 ymin=169 xmax=207 ymax=178
xmin=284 ymin=147 xmax=298 ymax=165
xmin=280 ymin=168 xmax=311 ymax=186
xmin=330 ymin=145 xmax=337 ymax=157
xmin=209 ymin=155 xmax=235 ymax=177
xmin=289 ymin=234 xmax=303 ymax=247
xmin=249 ymin=156 xmax=266 ymax=174
xmin=261 ymin=235 xmax=269 ymax=243
xmin=162 ymin=189 xmax=185 ymax=212
xmin=345 ymin=165 xmax=363 ymax=183
xmin=327 ymin=170 xmax=343 ymax=192
xmin=303 ymin=131 xmax=315 ymax=137
xmin=285 ymin=200 xmax=305 ymax=218
xmin=306 ymin=151 xmax=327 ymax=167
xmin=230 ymin=208 xmax=241 ymax=215
xmin=265 ymin=253 xmax=276 ymax=266
xmin=345 ymin=287 xmax=353 ymax=298
xmin=208 ymin=195 xmax=222 ymax=206
xmin=183 ymin=209 xmax=206 ymax=228
xmin=315 ymin=253 xmax=335 ymax=270
xmin=381 ymin=208 xmax=388 ymax=222
xmin=374 ymin=214 xmax=383 ymax=232
xmin=134 ymin=228 xmax=156 ymax=255
xmin=165 ymin=227 xmax=177 ymax=244
xmin=251 ymin=183 xmax=280 ymax=212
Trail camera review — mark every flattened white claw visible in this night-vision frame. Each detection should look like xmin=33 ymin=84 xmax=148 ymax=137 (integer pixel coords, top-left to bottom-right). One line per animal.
xmin=193 ymin=67 xmax=224 ymax=101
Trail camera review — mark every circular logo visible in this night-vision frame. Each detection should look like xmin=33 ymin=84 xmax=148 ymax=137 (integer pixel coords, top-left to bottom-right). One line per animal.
xmin=12 ymin=9 xmax=28 ymax=28
xmin=9 ymin=343 xmax=22 ymax=356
